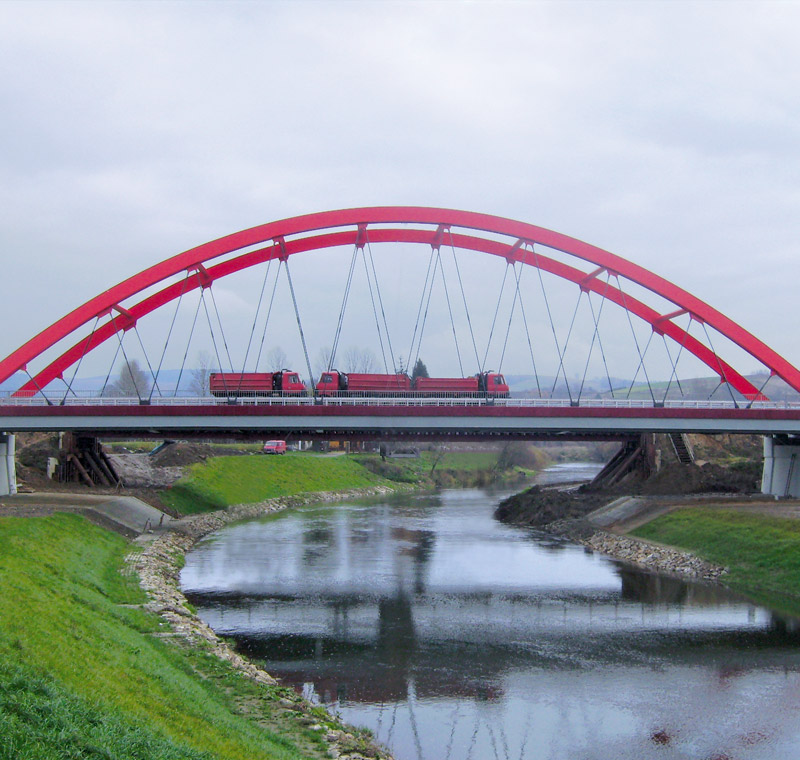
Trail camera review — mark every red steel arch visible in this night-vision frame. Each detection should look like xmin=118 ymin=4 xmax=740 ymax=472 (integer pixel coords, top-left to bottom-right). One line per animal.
xmin=2 ymin=207 xmax=798 ymax=398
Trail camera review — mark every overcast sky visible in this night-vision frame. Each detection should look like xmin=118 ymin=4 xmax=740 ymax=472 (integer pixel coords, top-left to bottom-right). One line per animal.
xmin=1 ymin=0 xmax=799 ymax=389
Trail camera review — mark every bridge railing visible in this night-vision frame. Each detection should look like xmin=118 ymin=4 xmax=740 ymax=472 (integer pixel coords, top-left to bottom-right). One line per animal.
xmin=2 ymin=393 xmax=800 ymax=410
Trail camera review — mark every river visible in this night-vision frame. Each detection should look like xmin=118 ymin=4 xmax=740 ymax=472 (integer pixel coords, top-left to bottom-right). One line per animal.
xmin=181 ymin=464 xmax=800 ymax=759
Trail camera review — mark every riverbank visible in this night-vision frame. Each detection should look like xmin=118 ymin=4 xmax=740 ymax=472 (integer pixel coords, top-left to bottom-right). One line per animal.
xmin=0 ymin=486 xmax=397 ymax=760
xmin=495 ymin=467 xmax=800 ymax=615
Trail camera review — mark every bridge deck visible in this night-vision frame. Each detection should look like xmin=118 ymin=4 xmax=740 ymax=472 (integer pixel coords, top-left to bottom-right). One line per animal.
xmin=3 ymin=398 xmax=800 ymax=438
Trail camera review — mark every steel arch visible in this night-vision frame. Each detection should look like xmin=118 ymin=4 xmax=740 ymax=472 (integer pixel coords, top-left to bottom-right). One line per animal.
xmin=1 ymin=207 xmax=797 ymax=398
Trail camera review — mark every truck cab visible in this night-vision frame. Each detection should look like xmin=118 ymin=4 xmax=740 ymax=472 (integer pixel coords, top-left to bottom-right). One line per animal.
xmin=274 ymin=370 xmax=306 ymax=393
xmin=315 ymin=370 xmax=347 ymax=395
xmin=479 ymin=372 xmax=510 ymax=397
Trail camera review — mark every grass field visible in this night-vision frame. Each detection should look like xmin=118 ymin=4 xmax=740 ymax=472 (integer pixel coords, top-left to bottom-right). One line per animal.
xmin=631 ymin=507 xmax=800 ymax=615
xmin=160 ymin=452 xmax=394 ymax=514
xmin=0 ymin=513 xmax=361 ymax=760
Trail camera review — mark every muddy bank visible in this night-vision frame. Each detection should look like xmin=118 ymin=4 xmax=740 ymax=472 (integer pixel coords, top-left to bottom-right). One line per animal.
xmin=128 ymin=485 xmax=397 ymax=760
xmin=495 ymin=461 xmax=760 ymax=528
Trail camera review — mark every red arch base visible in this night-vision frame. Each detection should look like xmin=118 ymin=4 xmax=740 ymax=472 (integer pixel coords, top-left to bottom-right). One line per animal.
xmin=2 ymin=207 xmax=798 ymax=399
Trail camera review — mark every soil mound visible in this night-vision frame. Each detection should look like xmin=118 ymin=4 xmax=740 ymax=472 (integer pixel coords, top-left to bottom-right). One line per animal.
xmin=150 ymin=442 xmax=252 ymax=467
xmin=496 ymin=460 xmax=762 ymax=528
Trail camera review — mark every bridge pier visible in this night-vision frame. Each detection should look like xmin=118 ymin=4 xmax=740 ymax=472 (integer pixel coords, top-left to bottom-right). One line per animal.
xmin=0 ymin=432 xmax=16 ymax=496
xmin=762 ymin=435 xmax=800 ymax=498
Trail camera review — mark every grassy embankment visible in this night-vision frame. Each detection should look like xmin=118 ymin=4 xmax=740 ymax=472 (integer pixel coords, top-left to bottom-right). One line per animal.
xmin=159 ymin=449 xmax=543 ymax=515
xmin=632 ymin=508 xmax=800 ymax=616
xmin=0 ymin=513 xmax=369 ymax=760
xmin=159 ymin=452 xmax=395 ymax=514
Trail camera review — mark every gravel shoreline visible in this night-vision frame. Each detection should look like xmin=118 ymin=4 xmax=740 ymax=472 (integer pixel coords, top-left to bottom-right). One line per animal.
xmin=550 ymin=519 xmax=729 ymax=582
xmin=126 ymin=485 xmax=398 ymax=760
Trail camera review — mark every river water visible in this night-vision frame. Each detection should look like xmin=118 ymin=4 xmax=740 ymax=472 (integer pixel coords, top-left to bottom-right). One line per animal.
xmin=181 ymin=464 xmax=800 ymax=759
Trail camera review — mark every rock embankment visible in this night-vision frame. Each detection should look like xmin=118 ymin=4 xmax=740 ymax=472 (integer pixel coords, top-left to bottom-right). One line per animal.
xmin=555 ymin=524 xmax=728 ymax=583
xmin=128 ymin=485 xmax=397 ymax=760
xmin=495 ymin=478 xmax=730 ymax=585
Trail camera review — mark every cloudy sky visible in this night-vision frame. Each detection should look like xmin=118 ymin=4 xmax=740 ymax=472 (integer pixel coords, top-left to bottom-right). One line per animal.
xmin=1 ymin=0 xmax=799 ymax=390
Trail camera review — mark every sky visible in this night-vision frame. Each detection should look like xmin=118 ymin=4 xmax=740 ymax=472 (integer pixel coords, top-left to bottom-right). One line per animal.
xmin=1 ymin=0 xmax=799 ymax=392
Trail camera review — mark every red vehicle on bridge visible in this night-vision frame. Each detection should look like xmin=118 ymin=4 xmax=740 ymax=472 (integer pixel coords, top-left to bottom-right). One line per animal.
xmin=315 ymin=370 xmax=509 ymax=397
xmin=209 ymin=370 xmax=306 ymax=397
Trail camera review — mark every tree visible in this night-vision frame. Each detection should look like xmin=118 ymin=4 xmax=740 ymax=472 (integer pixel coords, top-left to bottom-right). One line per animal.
xmin=105 ymin=358 xmax=151 ymax=398
xmin=411 ymin=358 xmax=429 ymax=380
xmin=314 ymin=346 xmax=333 ymax=377
xmin=265 ymin=346 xmax=289 ymax=371
xmin=344 ymin=347 xmax=377 ymax=374
xmin=190 ymin=350 xmax=214 ymax=396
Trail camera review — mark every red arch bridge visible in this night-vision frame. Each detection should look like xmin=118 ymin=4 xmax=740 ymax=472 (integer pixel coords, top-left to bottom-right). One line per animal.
xmin=1 ymin=207 xmax=800 ymax=496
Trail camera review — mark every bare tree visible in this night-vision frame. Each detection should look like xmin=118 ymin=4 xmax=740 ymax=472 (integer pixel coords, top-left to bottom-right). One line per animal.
xmin=190 ymin=350 xmax=214 ymax=396
xmin=314 ymin=346 xmax=333 ymax=377
xmin=105 ymin=358 xmax=151 ymax=398
xmin=344 ymin=347 xmax=377 ymax=374
xmin=264 ymin=346 xmax=289 ymax=371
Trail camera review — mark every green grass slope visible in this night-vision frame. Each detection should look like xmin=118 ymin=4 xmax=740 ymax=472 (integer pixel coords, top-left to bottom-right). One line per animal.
xmin=0 ymin=513 xmax=353 ymax=760
xmin=160 ymin=453 xmax=392 ymax=514
xmin=631 ymin=507 xmax=800 ymax=616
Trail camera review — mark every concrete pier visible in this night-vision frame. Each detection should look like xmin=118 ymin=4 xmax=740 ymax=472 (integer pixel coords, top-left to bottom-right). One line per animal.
xmin=0 ymin=433 xmax=16 ymax=496
xmin=762 ymin=435 xmax=800 ymax=498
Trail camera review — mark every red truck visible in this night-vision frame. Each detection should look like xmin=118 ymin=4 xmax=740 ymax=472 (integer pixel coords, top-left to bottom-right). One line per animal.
xmin=315 ymin=370 xmax=509 ymax=397
xmin=316 ymin=371 xmax=412 ymax=395
xmin=209 ymin=370 xmax=306 ymax=397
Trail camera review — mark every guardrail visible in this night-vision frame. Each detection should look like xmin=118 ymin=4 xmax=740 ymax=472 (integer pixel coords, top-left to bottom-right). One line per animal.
xmin=3 ymin=394 xmax=800 ymax=411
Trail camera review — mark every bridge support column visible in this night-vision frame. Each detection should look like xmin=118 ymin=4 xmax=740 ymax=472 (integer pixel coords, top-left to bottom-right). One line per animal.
xmin=762 ymin=435 xmax=800 ymax=498
xmin=0 ymin=433 xmax=16 ymax=496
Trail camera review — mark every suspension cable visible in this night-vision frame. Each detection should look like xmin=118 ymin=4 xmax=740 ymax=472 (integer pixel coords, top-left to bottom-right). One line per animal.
xmin=406 ymin=248 xmax=437 ymax=373
xmin=330 ymin=245 xmax=359 ymax=370
xmin=513 ymin=249 xmax=543 ymax=398
xmin=254 ymin=262 xmax=281 ymax=372
xmin=748 ymin=372 xmax=773 ymax=407
xmin=200 ymin=290 xmax=229 ymax=396
xmin=615 ymin=275 xmax=656 ymax=405
xmin=701 ymin=321 xmax=739 ymax=406
xmin=497 ymin=263 xmax=522 ymax=373
xmin=659 ymin=325 xmax=689 ymax=403
xmin=133 ymin=326 xmax=162 ymax=398
xmin=410 ymin=252 xmax=441 ymax=373
xmin=578 ymin=280 xmax=612 ymax=401
xmin=447 ymin=230 xmax=481 ymax=372
xmin=207 ymin=286 xmax=234 ymax=375
xmin=366 ymin=238 xmax=397 ymax=373
xmin=549 ymin=288 xmax=583 ymax=402
xmin=531 ymin=248 xmax=572 ymax=402
xmin=24 ymin=368 xmax=52 ymax=405
xmin=150 ymin=273 xmax=191 ymax=401
xmin=437 ymin=249 xmax=464 ymax=376
xmin=360 ymin=246 xmax=390 ymax=373
xmin=174 ymin=283 xmax=205 ymax=396
xmin=61 ymin=316 xmax=101 ymax=403
xmin=283 ymin=260 xmax=315 ymax=390
xmin=109 ymin=312 xmax=142 ymax=401
xmin=238 ymin=257 xmax=273 ymax=383
xmin=100 ymin=340 xmax=122 ymax=398
xmin=481 ymin=263 xmax=510 ymax=373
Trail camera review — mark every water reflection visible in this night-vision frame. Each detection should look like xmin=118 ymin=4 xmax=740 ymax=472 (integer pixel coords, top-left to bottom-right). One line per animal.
xmin=182 ymin=469 xmax=800 ymax=760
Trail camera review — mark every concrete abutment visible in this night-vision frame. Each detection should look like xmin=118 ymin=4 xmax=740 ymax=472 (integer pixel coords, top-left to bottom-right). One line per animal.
xmin=0 ymin=433 xmax=16 ymax=496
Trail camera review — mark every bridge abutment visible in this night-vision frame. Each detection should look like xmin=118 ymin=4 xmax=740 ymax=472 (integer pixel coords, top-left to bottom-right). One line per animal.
xmin=0 ymin=433 xmax=16 ymax=496
xmin=762 ymin=435 xmax=800 ymax=498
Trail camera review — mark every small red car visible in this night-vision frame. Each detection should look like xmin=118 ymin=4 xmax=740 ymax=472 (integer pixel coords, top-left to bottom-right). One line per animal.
xmin=262 ymin=440 xmax=287 ymax=455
